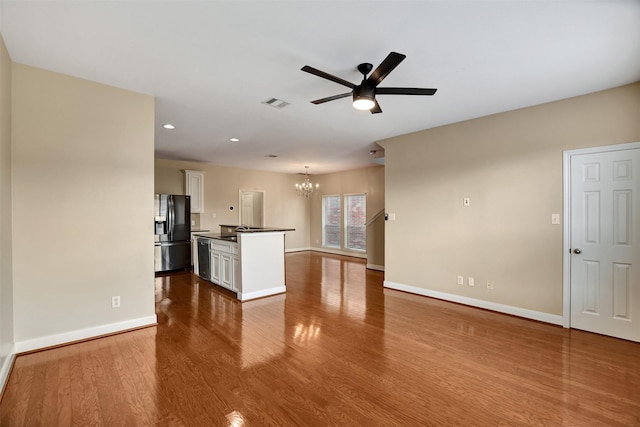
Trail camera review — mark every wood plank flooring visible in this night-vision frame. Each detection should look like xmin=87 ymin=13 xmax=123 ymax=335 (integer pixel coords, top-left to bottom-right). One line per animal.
xmin=1 ymin=251 xmax=639 ymax=426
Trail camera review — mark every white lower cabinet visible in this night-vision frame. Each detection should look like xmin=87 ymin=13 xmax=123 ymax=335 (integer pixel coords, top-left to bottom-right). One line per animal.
xmin=220 ymin=254 xmax=235 ymax=290
xmin=209 ymin=241 xmax=238 ymax=291
xmin=190 ymin=233 xmax=199 ymax=273
xmin=211 ymin=251 xmax=221 ymax=284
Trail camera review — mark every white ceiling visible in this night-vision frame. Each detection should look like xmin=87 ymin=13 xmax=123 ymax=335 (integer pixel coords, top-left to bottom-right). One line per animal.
xmin=1 ymin=1 xmax=639 ymax=174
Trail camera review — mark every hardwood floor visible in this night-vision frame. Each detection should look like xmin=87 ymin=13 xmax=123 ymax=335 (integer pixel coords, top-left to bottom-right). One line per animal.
xmin=1 ymin=251 xmax=639 ymax=426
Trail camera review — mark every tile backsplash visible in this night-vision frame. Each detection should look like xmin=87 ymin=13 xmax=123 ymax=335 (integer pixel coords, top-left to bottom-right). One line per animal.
xmin=190 ymin=213 xmax=201 ymax=229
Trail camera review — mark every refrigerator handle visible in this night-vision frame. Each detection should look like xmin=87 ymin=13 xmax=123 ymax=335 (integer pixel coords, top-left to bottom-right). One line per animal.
xmin=168 ymin=195 xmax=174 ymax=239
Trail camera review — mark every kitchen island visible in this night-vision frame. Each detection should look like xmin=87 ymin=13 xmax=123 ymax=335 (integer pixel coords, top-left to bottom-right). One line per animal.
xmin=194 ymin=226 xmax=294 ymax=301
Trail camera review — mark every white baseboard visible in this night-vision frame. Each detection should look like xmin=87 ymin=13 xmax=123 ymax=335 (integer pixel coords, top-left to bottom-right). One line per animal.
xmin=285 ymin=246 xmax=311 ymax=253
xmin=286 ymin=247 xmax=370 ymax=261
xmin=238 ymin=286 xmax=286 ymax=301
xmin=14 ymin=315 xmax=158 ymax=354
xmin=383 ymin=281 xmax=563 ymax=325
xmin=286 ymin=248 xmax=382 ymax=269
xmin=309 ymin=247 xmax=367 ymax=259
xmin=0 ymin=344 xmax=16 ymax=397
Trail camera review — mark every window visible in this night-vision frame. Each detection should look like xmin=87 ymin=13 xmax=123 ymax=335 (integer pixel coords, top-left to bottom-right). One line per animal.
xmin=322 ymin=195 xmax=341 ymax=248
xmin=322 ymin=194 xmax=367 ymax=252
xmin=344 ymin=194 xmax=366 ymax=251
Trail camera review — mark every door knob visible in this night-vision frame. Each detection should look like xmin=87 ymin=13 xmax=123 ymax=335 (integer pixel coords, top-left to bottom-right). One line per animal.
xmin=573 ymin=248 xmax=582 ymax=254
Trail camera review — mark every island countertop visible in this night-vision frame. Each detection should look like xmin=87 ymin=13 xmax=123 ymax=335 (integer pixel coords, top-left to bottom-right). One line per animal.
xmin=218 ymin=225 xmax=295 ymax=233
xmin=193 ymin=233 xmax=238 ymax=242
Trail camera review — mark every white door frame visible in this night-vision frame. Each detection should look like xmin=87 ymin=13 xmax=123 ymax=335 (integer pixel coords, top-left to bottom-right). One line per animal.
xmin=562 ymin=141 xmax=640 ymax=328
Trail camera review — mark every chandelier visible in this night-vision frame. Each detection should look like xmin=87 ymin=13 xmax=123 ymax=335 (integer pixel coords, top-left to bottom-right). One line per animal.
xmin=295 ymin=166 xmax=319 ymax=197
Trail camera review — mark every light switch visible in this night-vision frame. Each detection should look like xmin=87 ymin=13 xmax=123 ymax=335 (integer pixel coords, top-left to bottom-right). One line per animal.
xmin=463 ymin=198 xmax=470 ymax=207
xmin=388 ymin=213 xmax=396 ymax=221
xmin=551 ymin=214 xmax=560 ymax=225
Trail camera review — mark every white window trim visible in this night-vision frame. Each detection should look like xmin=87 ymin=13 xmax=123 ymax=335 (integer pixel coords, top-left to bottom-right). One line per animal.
xmin=322 ymin=194 xmax=341 ymax=249
xmin=344 ymin=193 xmax=367 ymax=253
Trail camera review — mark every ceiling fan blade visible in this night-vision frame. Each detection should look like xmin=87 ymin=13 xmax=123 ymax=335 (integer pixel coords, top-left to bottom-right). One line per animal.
xmin=301 ymin=65 xmax=356 ymax=89
xmin=376 ymin=87 xmax=437 ymax=96
xmin=370 ymin=100 xmax=382 ymax=114
xmin=365 ymin=52 xmax=406 ymax=87
xmin=311 ymin=92 xmax=352 ymax=104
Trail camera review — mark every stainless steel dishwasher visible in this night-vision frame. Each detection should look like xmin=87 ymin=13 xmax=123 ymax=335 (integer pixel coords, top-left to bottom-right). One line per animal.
xmin=197 ymin=238 xmax=211 ymax=280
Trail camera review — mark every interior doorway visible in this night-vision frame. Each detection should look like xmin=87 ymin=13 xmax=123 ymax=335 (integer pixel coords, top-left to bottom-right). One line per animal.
xmin=563 ymin=142 xmax=640 ymax=342
xmin=239 ymin=190 xmax=264 ymax=227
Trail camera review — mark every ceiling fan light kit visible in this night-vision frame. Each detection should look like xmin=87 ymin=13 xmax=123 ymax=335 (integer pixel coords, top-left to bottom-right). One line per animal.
xmin=352 ymin=98 xmax=375 ymax=111
xmin=352 ymin=85 xmax=376 ymax=110
xmin=302 ymin=51 xmax=437 ymax=114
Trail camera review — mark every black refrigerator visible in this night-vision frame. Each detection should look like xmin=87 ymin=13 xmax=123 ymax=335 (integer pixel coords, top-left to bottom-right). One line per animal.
xmin=154 ymin=194 xmax=191 ymax=273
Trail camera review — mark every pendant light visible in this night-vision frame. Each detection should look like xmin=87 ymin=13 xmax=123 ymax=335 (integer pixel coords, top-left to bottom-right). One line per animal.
xmin=295 ymin=166 xmax=319 ymax=197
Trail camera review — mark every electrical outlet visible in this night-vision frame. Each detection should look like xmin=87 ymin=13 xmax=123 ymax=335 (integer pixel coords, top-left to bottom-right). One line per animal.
xmin=468 ymin=277 xmax=475 ymax=287
xmin=486 ymin=280 xmax=494 ymax=290
xmin=111 ymin=296 xmax=121 ymax=308
xmin=457 ymin=275 xmax=464 ymax=285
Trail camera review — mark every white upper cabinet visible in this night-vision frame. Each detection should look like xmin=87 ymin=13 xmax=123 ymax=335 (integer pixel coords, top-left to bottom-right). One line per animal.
xmin=184 ymin=170 xmax=204 ymax=213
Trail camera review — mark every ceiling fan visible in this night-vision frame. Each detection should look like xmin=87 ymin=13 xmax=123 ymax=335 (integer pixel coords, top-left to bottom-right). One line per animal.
xmin=301 ymin=52 xmax=437 ymax=114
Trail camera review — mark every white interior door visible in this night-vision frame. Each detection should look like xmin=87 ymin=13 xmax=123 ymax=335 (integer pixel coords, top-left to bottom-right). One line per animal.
xmin=570 ymin=146 xmax=639 ymax=342
xmin=241 ymin=192 xmax=254 ymax=226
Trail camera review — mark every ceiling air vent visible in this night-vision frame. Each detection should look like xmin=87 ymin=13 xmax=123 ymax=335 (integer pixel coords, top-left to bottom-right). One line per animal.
xmin=262 ymin=98 xmax=290 ymax=109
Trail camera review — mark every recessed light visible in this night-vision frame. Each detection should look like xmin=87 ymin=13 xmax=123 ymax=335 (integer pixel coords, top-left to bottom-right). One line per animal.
xmin=230 ymin=138 xmax=240 ymax=142
xmin=162 ymin=123 xmax=175 ymax=130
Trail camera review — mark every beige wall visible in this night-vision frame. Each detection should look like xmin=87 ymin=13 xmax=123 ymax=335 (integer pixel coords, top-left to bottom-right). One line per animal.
xmin=12 ymin=64 xmax=156 ymax=343
xmin=379 ymin=83 xmax=640 ymax=316
xmin=0 ymin=34 xmax=14 ymax=381
xmin=155 ymin=159 xmax=310 ymax=250
xmin=309 ymin=166 xmax=385 ymax=267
